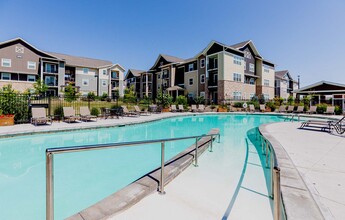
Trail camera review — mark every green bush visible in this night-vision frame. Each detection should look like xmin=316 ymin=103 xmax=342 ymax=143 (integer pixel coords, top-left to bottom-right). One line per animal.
xmin=247 ymin=100 xmax=260 ymax=109
xmin=316 ymin=103 xmax=328 ymax=114
xmin=90 ymin=107 xmax=100 ymax=116
xmin=175 ymin=95 xmax=188 ymax=107
xmin=287 ymin=95 xmax=294 ymax=105
xmin=156 ymin=91 xmax=173 ymax=108
xmin=194 ymin=96 xmax=205 ymax=104
xmin=335 ymin=106 xmax=342 ymax=115
xmin=266 ymin=101 xmax=277 ymax=112
xmin=87 ymin=92 xmax=96 ymax=101
xmin=233 ymin=102 xmax=244 ymax=108
xmin=53 ymin=105 xmax=64 ymax=118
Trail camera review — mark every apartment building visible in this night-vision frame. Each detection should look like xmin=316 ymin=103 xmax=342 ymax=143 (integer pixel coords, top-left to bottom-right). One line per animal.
xmin=0 ymin=38 xmax=125 ymax=97
xmin=275 ymin=70 xmax=299 ymax=99
xmin=134 ymin=40 xmax=275 ymax=104
xmin=125 ymin=69 xmax=153 ymax=98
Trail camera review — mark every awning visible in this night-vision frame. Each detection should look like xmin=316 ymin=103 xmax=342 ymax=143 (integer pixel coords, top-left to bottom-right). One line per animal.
xmin=166 ymin=86 xmax=185 ymax=91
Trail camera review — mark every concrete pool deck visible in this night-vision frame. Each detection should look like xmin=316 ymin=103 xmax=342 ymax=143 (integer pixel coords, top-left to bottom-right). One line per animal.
xmin=262 ymin=121 xmax=345 ymax=220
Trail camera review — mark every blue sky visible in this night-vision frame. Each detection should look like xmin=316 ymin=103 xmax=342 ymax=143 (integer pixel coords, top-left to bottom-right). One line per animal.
xmin=0 ymin=0 xmax=344 ymax=86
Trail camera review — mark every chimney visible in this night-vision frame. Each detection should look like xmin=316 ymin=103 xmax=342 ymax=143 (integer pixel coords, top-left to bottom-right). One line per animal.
xmin=298 ymin=75 xmax=300 ymax=89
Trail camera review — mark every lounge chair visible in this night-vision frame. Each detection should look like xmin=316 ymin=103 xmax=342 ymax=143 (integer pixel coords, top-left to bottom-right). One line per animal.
xmin=260 ymin=104 xmax=266 ymax=112
xmin=249 ymin=104 xmax=255 ymax=112
xmin=198 ymin=104 xmax=205 ymax=112
xmin=301 ymin=116 xmax=345 ymax=134
xmin=191 ymin=105 xmax=197 ymax=112
xmin=324 ymin=106 xmax=335 ymax=115
xmin=287 ymin=105 xmax=294 ymax=113
xmin=149 ymin=105 xmax=161 ymax=114
xmin=278 ymin=105 xmax=287 ymax=113
xmin=63 ymin=107 xmax=81 ymax=123
xmin=306 ymin=106 xmax=317 ymax=114
xmin=134 ymin=105 xmax=150 ymax=115
xmin=294 ymin=106 xmax=304 ymax=114
xmin=178 ymin=105 xmax=185 ymax=112
xmin=121 ymin=105 xmax=140 ymax=117
xmin=171 ymin=105 xmax=177 ymax=112
xmin=31 ymin=107 xmax=52 ymax=126
xmin=80 ymin=106 xmax=97 ymax=122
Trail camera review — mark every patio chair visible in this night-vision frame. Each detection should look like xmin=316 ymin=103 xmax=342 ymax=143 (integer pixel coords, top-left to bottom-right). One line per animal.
xmin=121 ymin=106 xmax=140 ymax=117
xmin=80 ymin=106 xmax=97 ymax=122
xmin=178 ymin=105 xmax=185 ymax=112
xmin=149 ymin=105 xmax=161 ymax=114
xmin=198 ymin=104 xmax=205 ymax=112
xmin=294 ymin=106 xmax=304 ymax=114
xmin=134 ymin=105 xmax=150 ymax=115
xmin=63 ymin=107 xmax=81 ymax=123
xmin=301 ymin=116 xmax=345 ymax=134
xmin=287 ymin=105 xmax=294 ymax=113
xmin=249 ymin=104 xmax=255 ymax=112
xmin=260 ymin=104 xmax=266 ymax=112
xmin=306 ymin=106 xmax=317 ymax=114
xmin=31 ymin=107 xmax=52 ymax=126
xmin=191 ymin=105 xmax=197 ymax=112
xmin=324 ymin=106 xmax=335 ymax=115
xmin=278 ymin=105 xmax=287 ymax=113
xmin=171 ymin=105 xmax=177 ymax=112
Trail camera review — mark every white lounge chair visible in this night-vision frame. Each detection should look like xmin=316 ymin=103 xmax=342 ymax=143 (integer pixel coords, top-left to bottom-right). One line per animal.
xmin=80 ymin=106 xmax=97 ymax=122
xmin=31 ymin=107 xmax=52 ymax=126
xmin=63 ymin=107 xmax=81 ymax=123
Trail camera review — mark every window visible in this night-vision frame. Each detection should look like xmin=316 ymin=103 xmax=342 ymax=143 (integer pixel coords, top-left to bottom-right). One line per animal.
xmin=162 ymin=69 xmax=169 ymax=78
xmin=1 ymin=73 xmax=11 ymax=80
xmin=213 ymin=74 xmax=218 ymax=82
xmin=188 ymin=93 xmax=194 ymax=98
xmin=158 ymin=85 xmax=161 ymax=90
xmin=249 ymin=63 xmax=255 ymax=72
xmin=157 ymin=73 xmax=161 ymax=79
xmin=250 ymin=93 xmax=255 ymax=99
xmin=102 ymin=80 xmax=107 ymax=87
xmin=45 ymin=76 xmax=56 ymax=86
xmin=103 ymin=70 xmax=107 ymax=75
xmin=264 ymin=67 xmax=269 ymax=73
xmin=244 ymin=51 xmax=252 ymax=59
xmin=214 ymin=58 xmax=218 ymax=68
xmin=200 ymin=59 xmax=205 ymax=68
xmin=264 ymin=94 xmax=269 ymax=100
xmin=45 ymin=63 xmax=57 ymax=73
xmin=111 ymin=71 xmax=118 ymax=78
xmin=188 ymin=63 xmax=194 ymax=72
xmin=1 ymin=59 xmax=11 ymax=67
xmin=233 ymin=73 xmax=241 ymax=82
xmin=82 ymin=79 xmax=89 ymax=86
xmin=233 ymin=91 xmax=242 ymax=100
xmin=200 ymin=74 xmax=205 ymax=84
xmin=200 ymin=91 xmax=205 ymax=97
xmin=189 ymin=78 xmax=194 ymax=85
xmin=233 ymin=55 xmax=242 ymax=65
xmin=27 ymin=75 xmax=36 ymax=82
xmin=59 ymin=62 xmax=65 ymax=68
xmin=264 ymin=79 xmax=270 ymax=86
xmin=249 ymin=78 xmax=255 ymax=85
xmin=83 ymin=68 xmax=89 ymax=74
xmin=27 ymin=61 xmax=36 ymax=70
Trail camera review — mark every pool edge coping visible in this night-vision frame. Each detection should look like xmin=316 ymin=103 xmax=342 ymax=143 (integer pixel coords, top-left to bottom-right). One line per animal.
xmin=259 ymin=123 xmax=326 ymax=220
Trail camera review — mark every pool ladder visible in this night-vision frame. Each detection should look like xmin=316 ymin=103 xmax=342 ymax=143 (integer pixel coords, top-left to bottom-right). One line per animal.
xmin=284 ymin=113 xmax=301 ymax=122
xmin=45 ymin=132 xmax=220 ymax=220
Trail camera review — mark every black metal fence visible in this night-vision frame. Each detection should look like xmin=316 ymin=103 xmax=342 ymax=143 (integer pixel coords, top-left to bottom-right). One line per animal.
xmin=0 ymin=93 xmax=153 ymax=124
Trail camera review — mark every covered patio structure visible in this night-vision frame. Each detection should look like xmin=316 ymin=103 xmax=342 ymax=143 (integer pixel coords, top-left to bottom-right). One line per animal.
xmin=293 ymin=81 xmax=345 ymax=113
xmin=166 ymin=85 xmax=185 ymax=100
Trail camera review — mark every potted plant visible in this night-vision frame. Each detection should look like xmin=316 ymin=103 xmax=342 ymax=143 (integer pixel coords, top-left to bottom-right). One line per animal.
xmin=0 ymin=110 xmax=14 ymax=126
xmin=218 ymin=104 xmax=228 ymax=112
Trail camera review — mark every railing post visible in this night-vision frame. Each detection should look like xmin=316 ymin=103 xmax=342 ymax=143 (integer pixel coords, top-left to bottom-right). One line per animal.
xmin=217 ymin=134 xmax=220 ymax=143
xmin=265 ymin=141 xmax=269 ymax=168
xmin=271 ymin=152 xmax=274 ymax=199
xmin=159 ymin=142 xmax=166 ymax=195
xmin=273 ymin=167 xmax=281 ymax=220
xmin=209 ymin=135 xmax=213 ymax=152
xmin=46 ymin=152 xmax=54 ymax=220
xmin=194 ymin=137 xmax=199 ymax=167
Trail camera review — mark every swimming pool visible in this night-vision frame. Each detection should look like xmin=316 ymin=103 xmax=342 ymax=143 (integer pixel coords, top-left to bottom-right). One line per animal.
xmin=0 ymin=114 xmax=285 ymax=219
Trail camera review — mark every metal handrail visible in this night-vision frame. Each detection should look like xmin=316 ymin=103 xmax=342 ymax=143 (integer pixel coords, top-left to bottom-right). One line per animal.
xmin=46 ymin=132 xmax=220 ymax=220
xmin=257 ymin=128 xmax=282 ymax=220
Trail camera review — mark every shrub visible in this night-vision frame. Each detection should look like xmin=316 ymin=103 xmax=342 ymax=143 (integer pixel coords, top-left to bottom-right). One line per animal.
xmin=233 ymin=102 xmax=244 ymax=108
xmin=248 ymin=100 xmax=260 ymax=109
xmin=273 ymin=97 xmax=284 ymax=106
xmin=53 ymin=105 xmax=64 ymax=118
xmin=194 ymin=96 xmax=205 ymax=104
xmin=287 ymin=95 xmax=294 ymax=105
xmin=316 ymin=103 xmax=328 ymax=114
xmin=156 ymin=91 xmax=173 ymax=108
xmin=335 ymin=106 xmax=342 ymax=115
xmin=90 ymin=107 xmax=100 ymax=116
xmin=266 ymin=101 xmax=277 ymax=112
xmin=87 ymin=92 xmax=96 ymax=101
xmin=175 ymin=95 xmax=188 ymax=107
xmin=100 ymin=93 xmax=109 ymax=101
xmin=257 ymin=94 xmax=266 ymax=104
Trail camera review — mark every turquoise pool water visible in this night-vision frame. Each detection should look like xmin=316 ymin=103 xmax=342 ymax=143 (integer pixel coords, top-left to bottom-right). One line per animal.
xmin=0 ymin=114 xmax=285 ymax=219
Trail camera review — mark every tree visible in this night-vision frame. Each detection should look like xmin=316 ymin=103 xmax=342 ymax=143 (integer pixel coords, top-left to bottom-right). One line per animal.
xmin=64 ymin=83 xmax=78 ymax=102
xmin=33 ymin=79 xmax=48 ymax=95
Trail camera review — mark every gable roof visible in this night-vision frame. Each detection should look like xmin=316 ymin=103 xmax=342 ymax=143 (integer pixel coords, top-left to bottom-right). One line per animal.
xmin=275 ymin=70 xmax=290 ymax=79
xmin=230 ymin=40 xmax=251 ymax=49
xmin=231 ymin=40 xmax=262 ymax=58
xmin=150 ymin=54 xmax=185 ymax=70
xmin=195 ymin=40 xmax=244 ymax=58
xmin=0 ymin=37 xmax=61 ymax=60
xmin=293 ymin=81 xmax=345 ymax=93
xmin=48 ymin=52 xmax=112 ymax=69
xmin=125 ymin=69 xmax=145 ymax=80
